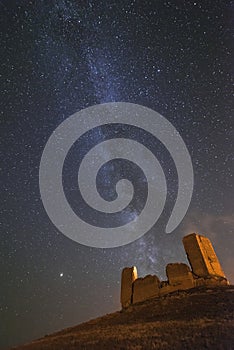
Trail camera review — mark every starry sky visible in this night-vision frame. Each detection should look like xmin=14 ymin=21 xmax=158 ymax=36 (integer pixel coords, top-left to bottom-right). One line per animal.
xmin=0 ymin=1 xmax=233 ymax=349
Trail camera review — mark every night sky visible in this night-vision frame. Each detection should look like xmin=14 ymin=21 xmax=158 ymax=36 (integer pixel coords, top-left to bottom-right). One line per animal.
xmin=1 ymin=1 xmax=233 ymax=349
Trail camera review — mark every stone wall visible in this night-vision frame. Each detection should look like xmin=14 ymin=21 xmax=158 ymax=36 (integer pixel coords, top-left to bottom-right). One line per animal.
xmin=132 ymin=275 xmax=160 ymax=304
xmin=183 ymin=233 xmax=225 ymax=278
xmin=166 ymin=263 xmax=194 ymax=288
xmin=121 ymin=266 xmax=138 ymax=308
xmin=120 ymin=233 xmax=229 ymax=308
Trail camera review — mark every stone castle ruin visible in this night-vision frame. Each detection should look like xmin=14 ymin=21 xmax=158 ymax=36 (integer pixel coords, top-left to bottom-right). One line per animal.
xmin=121 ymin=233 xmax=229 ymax=308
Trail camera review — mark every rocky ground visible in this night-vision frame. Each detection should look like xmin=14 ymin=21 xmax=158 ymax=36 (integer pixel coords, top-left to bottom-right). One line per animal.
xmin=12 ymin=285 xmax=234 ymax=350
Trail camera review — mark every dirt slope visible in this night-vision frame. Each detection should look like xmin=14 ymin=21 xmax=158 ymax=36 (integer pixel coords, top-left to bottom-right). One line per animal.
xmin=12 ymin=286 xmax=234 ymax=350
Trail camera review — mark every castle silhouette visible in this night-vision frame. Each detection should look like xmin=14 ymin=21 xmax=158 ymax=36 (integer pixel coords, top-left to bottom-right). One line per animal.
xmin=121 ymin=233 xmax=229 ymax=308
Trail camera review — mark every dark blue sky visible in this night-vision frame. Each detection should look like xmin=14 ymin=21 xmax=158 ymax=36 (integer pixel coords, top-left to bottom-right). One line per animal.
xmin=0 ymin=1 xmax=233 ymax=349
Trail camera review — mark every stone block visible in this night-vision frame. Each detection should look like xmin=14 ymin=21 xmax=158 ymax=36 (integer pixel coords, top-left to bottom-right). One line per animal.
xmin=159 ymin=282 xmax=178 ymax=296
xmin=121 ymin=266 xmax=138 ymax=308
xmin=166 ymin=263 xmax=194 ymax=287
xmin=194 ymin=276 xmax=229 ymax=288
xmin=132 ymin=275 xmax=160 ymax=304
xmin=183 ymin=233 xmax=225 ymax=278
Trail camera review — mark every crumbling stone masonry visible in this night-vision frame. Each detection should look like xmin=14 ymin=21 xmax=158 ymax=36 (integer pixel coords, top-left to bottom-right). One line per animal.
xmin=120 ymin=233 xmax=229 ymax=308
xmin=182 ymin=233 xmax=226 ymax=278
xmin=166 ymin=263 xmax=194 ymax=288
xmin=132 ymin=275 xmax=160 ymax=304
xmin=121 ymin=266 xmax=138 ymax=308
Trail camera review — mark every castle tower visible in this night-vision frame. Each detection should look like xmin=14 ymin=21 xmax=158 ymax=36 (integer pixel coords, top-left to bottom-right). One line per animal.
xmin=183 ymin=233 xmax=226 ymax=278
xmin=121 ymin=266 xmax=138 ymax=308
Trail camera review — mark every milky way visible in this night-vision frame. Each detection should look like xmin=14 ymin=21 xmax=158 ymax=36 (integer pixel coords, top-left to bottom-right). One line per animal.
xmin=0 ymin=1 xmax=233 ymax=348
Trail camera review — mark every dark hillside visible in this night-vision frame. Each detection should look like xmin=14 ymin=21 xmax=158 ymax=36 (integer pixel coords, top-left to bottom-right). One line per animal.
xmin=12 ymin=286 xmax=234 ymax=350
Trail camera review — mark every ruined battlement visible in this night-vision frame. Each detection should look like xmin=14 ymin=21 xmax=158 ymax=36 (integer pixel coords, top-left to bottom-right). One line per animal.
xmin=121 ymin=233 xmax=229 ymax=308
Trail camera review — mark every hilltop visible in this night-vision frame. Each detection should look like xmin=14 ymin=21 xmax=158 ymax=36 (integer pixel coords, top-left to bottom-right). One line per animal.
xmin=12 ymin=285 xmax=234 ymax=350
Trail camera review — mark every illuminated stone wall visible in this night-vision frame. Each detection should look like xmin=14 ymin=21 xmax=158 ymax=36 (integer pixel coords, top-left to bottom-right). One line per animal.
xmin=121 ymin=266 xmax=138 ymax=308
xmin=183 ymin=233 xmax=226 ymax=278
xmin=132 ymin=275 xmax=160 ymax=304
